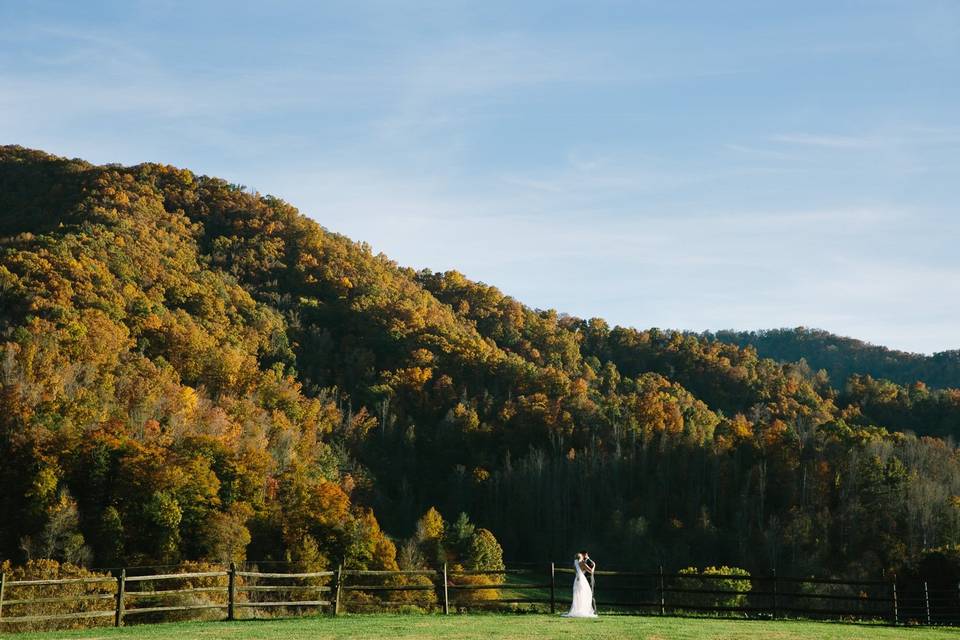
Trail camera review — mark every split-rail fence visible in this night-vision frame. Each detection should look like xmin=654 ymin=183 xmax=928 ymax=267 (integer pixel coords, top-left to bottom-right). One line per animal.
xmin=0 ymin=563 xmax=956 ymax=631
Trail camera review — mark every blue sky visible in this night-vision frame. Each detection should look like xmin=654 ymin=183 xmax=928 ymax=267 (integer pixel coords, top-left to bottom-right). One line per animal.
xmin=2 ymin=1 xmax=958 ymax=353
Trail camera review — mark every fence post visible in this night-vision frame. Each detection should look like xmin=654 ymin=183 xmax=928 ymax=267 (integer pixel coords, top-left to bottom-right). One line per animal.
xmin=891 ymin=579 xmax=898 ymax=625
xmin=227 ymin=562 xmax=236 ymax=621
xmin=771 ymin=570 xmax=778 ymax=619
xmin=329 ymin=563 xmax=338 ymax=616
xmin=0 ymin=571 xmax=5 ymax=620
xmin=442 ymin=563 xmax=450 ymax=615
xmin=658 ymin=565 xmax=665 ymax=616
xmin=549 ymin=562 xmax=556 ymax=614
xmin=114 ymin=568 xmax=125 ymax=627
xmin=924 ymin=581 xmax=931 ymax=625
xmin=333 ymin=564 xmax=343 ymax=615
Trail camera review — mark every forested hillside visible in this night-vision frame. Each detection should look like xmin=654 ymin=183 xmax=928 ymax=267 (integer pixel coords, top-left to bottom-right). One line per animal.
xmin=712 ymin=328 xmax=960 ymax=389
xmin=2 ymin=147 xmax=959 ymax=583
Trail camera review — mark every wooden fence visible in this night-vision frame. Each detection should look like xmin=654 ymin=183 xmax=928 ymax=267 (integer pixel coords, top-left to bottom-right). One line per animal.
xmin=1 ymin=563 xmax=958 ymax=631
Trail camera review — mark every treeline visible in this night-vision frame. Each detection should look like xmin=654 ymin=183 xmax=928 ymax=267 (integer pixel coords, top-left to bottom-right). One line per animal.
xmin=709 ymin=329 xmax=960 ymax=440
xmin=1 ymin=147 xmax=958 ymax=585
xmin=711 ymin=328 xmax=960 ymax=390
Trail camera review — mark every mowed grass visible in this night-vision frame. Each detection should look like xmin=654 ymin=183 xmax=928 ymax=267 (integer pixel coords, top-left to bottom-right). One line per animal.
xmin=7 ymin=614 xmax=960 ymax=640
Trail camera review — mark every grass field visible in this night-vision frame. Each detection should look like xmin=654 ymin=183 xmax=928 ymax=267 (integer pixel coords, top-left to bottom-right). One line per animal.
xmin=7 ymin=614 xmax=960 ymax=640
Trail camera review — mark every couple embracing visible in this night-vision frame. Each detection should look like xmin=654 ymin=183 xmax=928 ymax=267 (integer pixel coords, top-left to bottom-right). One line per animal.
xmin=562 ymin=550 xmax=597 ymax=618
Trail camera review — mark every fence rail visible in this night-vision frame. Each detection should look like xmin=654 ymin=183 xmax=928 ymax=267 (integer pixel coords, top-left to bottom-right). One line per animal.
xmin=1 ymin=563 xmax=958 ymax=632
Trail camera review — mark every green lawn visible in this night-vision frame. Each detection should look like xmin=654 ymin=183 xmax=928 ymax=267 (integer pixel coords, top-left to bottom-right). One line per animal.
xmin=6 ymin=614 xmax=960 ymax=640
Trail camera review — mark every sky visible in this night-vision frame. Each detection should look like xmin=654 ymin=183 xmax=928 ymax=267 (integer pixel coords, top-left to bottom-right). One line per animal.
xmin=2 ymin=1 xmax=958 ymax=354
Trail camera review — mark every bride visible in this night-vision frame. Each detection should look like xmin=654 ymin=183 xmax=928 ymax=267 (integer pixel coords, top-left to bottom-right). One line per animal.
xmin=562 ymin=552 xmax=597 ymax=617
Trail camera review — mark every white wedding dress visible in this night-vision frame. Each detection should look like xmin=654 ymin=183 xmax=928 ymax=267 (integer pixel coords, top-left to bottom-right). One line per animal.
xmin=562 ymin=559 xmax=597 ymax=617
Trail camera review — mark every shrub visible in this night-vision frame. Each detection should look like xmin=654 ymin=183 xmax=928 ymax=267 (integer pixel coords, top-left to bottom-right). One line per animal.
xmin=676 ymin=565 xmax=751 ymax=613
xmin=386 ymin=573 xmax=438 ymax=610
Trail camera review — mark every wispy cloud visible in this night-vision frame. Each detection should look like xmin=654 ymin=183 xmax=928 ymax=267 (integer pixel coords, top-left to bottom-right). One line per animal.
xmin=771 ymin=133 xmax=883 ymax=149
xmin=724 ymin=144 xmax=798 ymax=160
xmin=363 ymin=32 xmax=622 ymax=144
xmin=771 ymin=127 xmax=960 ymax=150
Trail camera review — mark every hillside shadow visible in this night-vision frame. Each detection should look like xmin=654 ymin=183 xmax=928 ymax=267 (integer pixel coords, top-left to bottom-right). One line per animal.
xmin=0 ymin=146 xmax=92 ymax=238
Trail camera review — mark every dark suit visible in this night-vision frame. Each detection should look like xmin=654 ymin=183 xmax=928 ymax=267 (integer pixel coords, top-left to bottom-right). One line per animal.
xmin=585 ymin=557 xmax=597 ymax=613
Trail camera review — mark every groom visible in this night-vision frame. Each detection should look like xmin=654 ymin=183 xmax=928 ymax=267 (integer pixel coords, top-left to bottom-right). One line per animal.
xmin=581 ymin=550 xmax=597 ymax=613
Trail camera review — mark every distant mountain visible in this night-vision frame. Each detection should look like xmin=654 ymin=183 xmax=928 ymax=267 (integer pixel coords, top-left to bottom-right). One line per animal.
xmin=2 ymin=146 xmax=958 ymax=582
xmin=709 ymin=328 xmax=960 ymax=389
